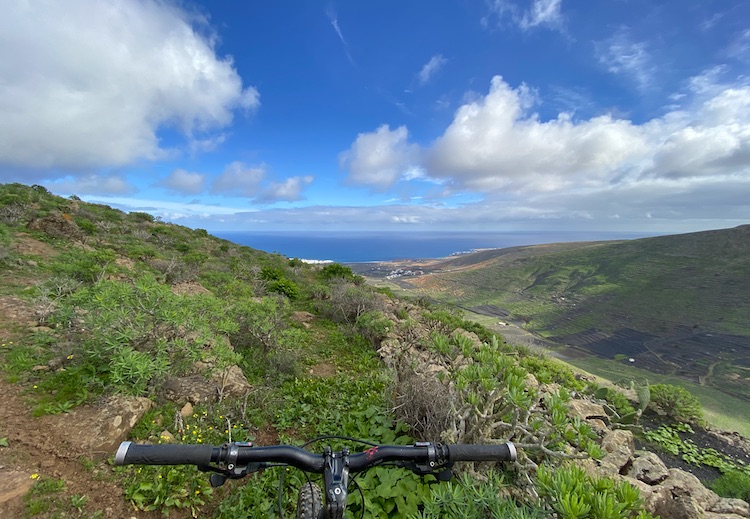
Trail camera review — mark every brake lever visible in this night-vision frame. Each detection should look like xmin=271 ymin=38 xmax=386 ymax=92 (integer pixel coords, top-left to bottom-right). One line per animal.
xmin=398 ymin=460 xmax=453 ymax=481
xmin=198 ymin=462 xmax=265 ymax=487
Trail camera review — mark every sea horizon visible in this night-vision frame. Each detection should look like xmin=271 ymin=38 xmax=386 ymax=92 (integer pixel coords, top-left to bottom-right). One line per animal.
xmin=211 ymin=230 xmax=658 ymax=263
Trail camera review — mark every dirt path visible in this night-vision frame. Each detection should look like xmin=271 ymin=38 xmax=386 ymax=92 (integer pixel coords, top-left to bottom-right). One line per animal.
xmin=0 ymin=291 xmax=163 ymax=519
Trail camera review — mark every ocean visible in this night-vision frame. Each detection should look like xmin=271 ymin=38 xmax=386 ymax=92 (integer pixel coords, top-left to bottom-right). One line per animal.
xmin=211 ymin=231 xmax=654 ymax=263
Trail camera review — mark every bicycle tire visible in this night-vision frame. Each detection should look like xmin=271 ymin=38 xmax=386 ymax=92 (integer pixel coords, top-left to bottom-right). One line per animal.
xmin=296 ymin=482 xmax=324 ymax=519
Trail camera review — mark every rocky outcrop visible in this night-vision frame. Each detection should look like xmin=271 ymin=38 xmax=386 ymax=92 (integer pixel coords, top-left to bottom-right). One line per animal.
xmin=583 ymin=423 xmax=749 ymax=518
xmin=56 ymin=395 xmax=153 ymax=460
xmin=27 ymin=213 xmax=82 ymax=241
xmin=160 ymin=365 xmax=252 ymax=404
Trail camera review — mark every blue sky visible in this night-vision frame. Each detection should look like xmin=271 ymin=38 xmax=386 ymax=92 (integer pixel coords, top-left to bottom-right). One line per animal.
xmin=1 ymin=0 xmax=749 ymax=233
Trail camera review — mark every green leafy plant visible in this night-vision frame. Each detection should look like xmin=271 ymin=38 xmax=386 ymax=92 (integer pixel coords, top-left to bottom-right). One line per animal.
xmin=644 ymin=423 xmax=750 ymax=475
xmin=416 ymin=471 xmax=544 ymax=519
xmin=124 ymin=464 xmax=213 ymax=517
xmin=536 ymin=464 xmax=651 ymax=519
xmin=649 ymin=384 xmax=705 ymax=425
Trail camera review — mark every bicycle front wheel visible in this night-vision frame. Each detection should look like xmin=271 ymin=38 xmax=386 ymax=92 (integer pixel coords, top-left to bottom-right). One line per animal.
xmin=296 ymin=482 xmax=324 ymax=519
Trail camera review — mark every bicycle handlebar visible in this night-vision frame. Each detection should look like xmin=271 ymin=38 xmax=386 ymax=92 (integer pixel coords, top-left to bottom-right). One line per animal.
xmin=114 ymin=440 xmax=516 ymax=474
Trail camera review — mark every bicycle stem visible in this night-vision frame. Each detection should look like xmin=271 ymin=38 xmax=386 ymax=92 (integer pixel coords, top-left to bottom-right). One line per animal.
xmin=322 ymin=446 xmax=350 ymax=516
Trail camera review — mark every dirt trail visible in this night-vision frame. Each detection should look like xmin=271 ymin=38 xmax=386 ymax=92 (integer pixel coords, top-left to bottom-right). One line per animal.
xmin=0 ymin=292 xmax=162 ymax=518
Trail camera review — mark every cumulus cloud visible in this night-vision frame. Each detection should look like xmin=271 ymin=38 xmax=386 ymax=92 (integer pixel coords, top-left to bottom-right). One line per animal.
xmin=595 ymin=28 xmax=655 ymax=91
xmin=158 ymin=169 xmax=206 ymax=195
xmin=339 ymin=125 xmax=421 ymax=190
xmin=0 ymin=0 xmax=258 ymax=174
xmin=427 ymin=76 xmax=650 ymax=192
xmin=419 ymin=54 xmax=447 ymax=85
xmin=340 ymin=73 xmax=750 ymax=226
xmin=211 ymin=162 xmax=266 ymax=197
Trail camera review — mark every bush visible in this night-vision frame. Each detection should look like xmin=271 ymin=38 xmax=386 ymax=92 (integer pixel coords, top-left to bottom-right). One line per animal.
xmin=649 ymin=384 xmax=705 ymax=425
xmin=356 ymin=310 xmax=392 ymax=347
xmin=710 ymin=470 xmax=750 ymax=501
xmin=319 ymin=263 xmax=356 ymax=281
xmin=267 ymin=278 xmax=300 ymax=300
xmin=128 ymin=211 xmax=155 ymax=223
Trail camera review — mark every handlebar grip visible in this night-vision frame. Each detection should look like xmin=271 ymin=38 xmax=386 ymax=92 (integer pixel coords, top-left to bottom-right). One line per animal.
xmin=114 ymin=441 xmax=214 ymax=466
xmin=447 ymin=442 xmax=516 ymax=463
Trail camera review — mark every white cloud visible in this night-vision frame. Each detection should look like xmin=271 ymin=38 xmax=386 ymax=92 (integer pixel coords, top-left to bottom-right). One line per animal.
xmin=595 ymin=28 xmax=655 ymax=91
xmin=520 ymin=0 xmax=563 ymax=30
xmin=256 ymin=176 xmax=314 ymax=203
xmin=0 ymin=0 xmax=258 ymax=173
xmin=727 ymin=29 xmax=750 ymax=62
xmin=339 ymin=125 xmax=421 ymax=190
xmin=159 ymin=169 xmax=206 ymax=195
xmin=340 ymin=73 xmax=750 ymax=226
xmin=46 ymin=175 xmax=136 ymax=196
xmin=484 ymin=0 xmax=564 ymax=32
xmin=211 ymin=161 xmax=267 ymax=197
xmin=427 ymin=76 xmax=650 ymax=192
xmin=418 ymin=54 xmax=447 ymax=85
xmin=326 ymin=6 xmax=354 ymax=64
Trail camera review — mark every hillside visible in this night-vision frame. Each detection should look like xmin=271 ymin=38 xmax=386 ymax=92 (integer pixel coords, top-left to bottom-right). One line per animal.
xmin=391 ymin=226 xmax=750 ymax=407
xmin=1 ymin=183 xmax=749 ymax=518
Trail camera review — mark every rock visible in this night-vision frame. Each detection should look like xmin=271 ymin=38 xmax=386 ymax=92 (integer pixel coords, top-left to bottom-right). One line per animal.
xmin=600 ymin=429 xmax=634 ymax=472
xmin=653 ymin=494 xmax=704 ymax=519
xmin=211 ymin=365 xmax=252 ymax=399
xmin=629 ymin=451 xmax=670 ymax=485
xmin=31 ymin=365 xmax=49 ymax=372
xmin=568 ymin=399 xmax=609 ymax=423
xmin=162 ymin=366 xmax=251 ymax=404
xmin=161 ymin=375 xmax=217 ymax=404
xmin=57 ymin=396 xmax=153 ymax=460
xmin=662 ymin=468 xmax=721 ymax=511
xmin=646 ymin=468 xmax=722 ymax=518
xmin=180 ymin=402 xmax=194 ymax=417
xmin=27 ymin=213 xmax=82 ymax=241
xmin=0 ymin=470 xmax=35 ymax=504
xmin=709 ymin=498 xmax=750 ymax=517
xmin=292 ymin=311 xmax=315 ymax=324
xmin=524 ymin=373 xmax=539 ymax=389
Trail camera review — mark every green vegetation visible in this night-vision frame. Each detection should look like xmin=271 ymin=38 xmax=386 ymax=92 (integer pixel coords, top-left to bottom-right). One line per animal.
xmin=1 ymin=183 xmax=747 ymax=518
xmin=710 ymin=470 xmax=750 ymax=501
xmin=403 ymin=227 xmax=750 ymax=411
xmin=649 ymin=383 xmax=705 ymax=425
xmin=537 ymin=464 xmax=655 ymax=519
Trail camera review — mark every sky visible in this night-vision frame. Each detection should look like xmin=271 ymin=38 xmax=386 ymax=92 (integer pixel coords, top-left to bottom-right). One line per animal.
xmin=1 ymin=0 xmax=749 ymax=233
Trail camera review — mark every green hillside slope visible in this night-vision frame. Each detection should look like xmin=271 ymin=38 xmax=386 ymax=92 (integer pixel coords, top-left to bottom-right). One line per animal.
xmin=407 ymin=226 xmax=750 ymax=402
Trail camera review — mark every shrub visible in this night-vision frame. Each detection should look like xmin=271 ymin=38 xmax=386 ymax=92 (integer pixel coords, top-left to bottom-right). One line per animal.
xmin=267 ymin=277 xmax=300 ymax=300
xmin=319 ymin=263 xmax=356 ymax=281
xmin=649 ymin=383 xmax=705 ymax=425
xmin=128 ymin=211 xmax=155 ymax=223
xmin=356 ymin=310 xmax=392 ymax=347
xmin=710 ymin=470 xmax=750 ymax=501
